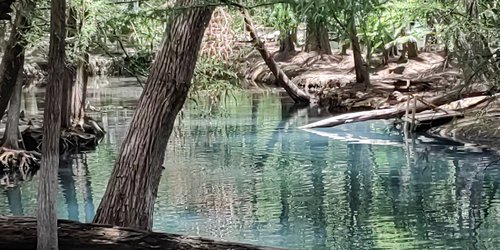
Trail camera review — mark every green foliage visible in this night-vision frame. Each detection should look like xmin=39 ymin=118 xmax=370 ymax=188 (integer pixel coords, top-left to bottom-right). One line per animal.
xmin=265 ymin=3 xmax=298 ymax=35
xmin=191 ymin=56 xmax=239 ymax=108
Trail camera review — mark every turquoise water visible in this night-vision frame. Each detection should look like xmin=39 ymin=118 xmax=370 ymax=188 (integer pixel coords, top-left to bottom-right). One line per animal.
xmin=1 ymin=79 xmax=499 ymax=249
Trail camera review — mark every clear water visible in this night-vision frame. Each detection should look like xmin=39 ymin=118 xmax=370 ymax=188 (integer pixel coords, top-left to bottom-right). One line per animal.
xmin=1 ymin=78 xmax=499 ymax=249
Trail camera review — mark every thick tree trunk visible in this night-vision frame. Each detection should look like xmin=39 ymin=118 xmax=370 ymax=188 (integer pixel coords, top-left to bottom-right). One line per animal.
xmin=0 ymin=0 xmax=35 ymax=120
xmin=304 ymin=17 xmax=332 ymax=55
xmin=241 ymin=9 xmax=311 ymax=103
xmin=349 ymin=18 xmax=369 ymax=88
xmin=340 ymin=42 xmax=349 ymax=55
xmin=71 ymin=56 xmax=88 ymax=127
xmin=407 ymin=41 xmax=418 ymax=58
xmin=61 ymin=65 xmax=74 ymax=129
xmin=2 ymin=63 xmax=23 ymax=149
xmin=37 ymin=0 xmax=66 ymax=248
xmin=61 ymin=3 xmax=78 ymax=129
xmin=0 ymin=216 xmax=283 ymax=250
xmin=279 ymin=30 xmax=295 ymax=54
xmin=93 ymin=0 xmax=214 ymax=231
xmin=399 ymin=41 xmax=418 ymax=61
xmin=383 ymin=48 xmax=390 ymax=65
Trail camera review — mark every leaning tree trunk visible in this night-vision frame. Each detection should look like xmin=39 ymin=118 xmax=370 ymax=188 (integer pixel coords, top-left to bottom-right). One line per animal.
xmin=241 ymin=9 xmax=311 ymax=103
xmin=304 ymin=17 xmax=332 ymax=55
xmin=37 ymin=0 xmax=66 ymax=248
xmin=2 ymin=64 xmax=23 ymax=149
xmin=0 ymin=0 xmax=35 ymax=120
xmin=93 ymin=0 xmax=214 ymax=231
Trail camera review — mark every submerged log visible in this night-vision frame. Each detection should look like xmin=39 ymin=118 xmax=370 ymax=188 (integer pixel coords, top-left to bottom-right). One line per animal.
xmin=241 ymin=9 xmax=312 ymax=104
xmin=301 ymin=88 xmax=490 ymax=129
xmin=0 ymin=216 xmax=283 ymax=250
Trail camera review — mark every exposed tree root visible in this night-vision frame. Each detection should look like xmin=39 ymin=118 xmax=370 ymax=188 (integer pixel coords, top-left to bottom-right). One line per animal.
xmin=0 ymin=147 xmax=40 ymax=187
xmin=21 ymin=117 xmax=105 ymax=153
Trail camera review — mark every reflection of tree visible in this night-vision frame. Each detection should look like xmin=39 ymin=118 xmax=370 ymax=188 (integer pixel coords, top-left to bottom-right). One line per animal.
xmin=76 ymin=153 xmax=95 ymax=222
xmin=59 ymin=153 xmax=79 ymax=221
xmin=308 ymin=133 xmax=328 ymax=249
xmin=5 ymin=185 xmax=23 ymax=215
xmin=58 ymin=152 xmax=96 ymax=222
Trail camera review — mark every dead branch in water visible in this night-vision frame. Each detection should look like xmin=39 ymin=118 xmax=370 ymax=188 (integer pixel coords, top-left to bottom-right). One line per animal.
xmin=301 ymin=88 xmax=491 ymax=129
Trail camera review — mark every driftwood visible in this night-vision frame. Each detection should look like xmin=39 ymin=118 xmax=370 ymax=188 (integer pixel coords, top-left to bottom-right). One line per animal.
xmin=240 ymin=9 xmax=312 ymax=104
xmin=0 ymin=216 xmax=284 ymax=250
xmin=301 ymin=88 xmax=490 ymax=129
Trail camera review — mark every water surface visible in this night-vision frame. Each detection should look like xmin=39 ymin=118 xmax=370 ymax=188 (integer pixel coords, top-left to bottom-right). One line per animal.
xmin=1 ymin=79 xmax=499 ymax=249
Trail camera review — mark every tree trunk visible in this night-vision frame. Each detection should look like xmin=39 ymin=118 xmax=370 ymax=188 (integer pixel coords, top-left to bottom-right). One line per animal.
xmin=0 ymin=216 xmax=282 ymax=250
xmin=407 ymin=41 xmax=418 ymax=58
xmin=278 ymin=30 xmax=295 ymax=54
xmin=0 ymin=0 xmax=35 ymax=120
xmin=349 ymin=17 xmax=369 ymax=87
xmin=340 ymin=42 xmax=349 ymax=55
xmin=304 ymin=17 xmax=332 ymax=55
xmin=241 ymin=9 xmax=311 ymax=103
xmin=61 ymin=65 xmax=74 ymax=129
xmin=37 ymin=0 xmax=66 ymax=248
xmin=61 ymin=3 xmax=78 ymax=129
xmin=383 ymin=48 xmax=390 ymax=65
xmin=71 ymin=55 xmax=88 ymax=127
xmin=93 ymin=0 xmax=214 ymax=231
xmin=2 ymin=63 xmax=23 ymax=149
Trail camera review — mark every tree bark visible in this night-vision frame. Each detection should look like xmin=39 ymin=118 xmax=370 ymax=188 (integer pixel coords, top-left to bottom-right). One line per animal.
xmin=349 ymin=17 xmax=369 ymax=88
xmin=93 ymin=0 xmax=214 ymax=231
xmin=71 ymin=56 xmax=88 ymax=127
xmin=2 ymin=63 xmax=23 ymax=149
xmin=0 ymin=0 xmax=35 ymax=120
xmin=278 ymin=30 xmax=295 ymax=54
xmin=241 ymin=9 xmax=311 ymax=103
xmin=61 ymin=65 xmax=74 ymax=129
xmin=61 ymin=3 xmax=78 ymax=129
xmin=37 ymin=0 xmax=66 ymax=248
xmin=304 ymin=17 xmax=332 ymax=55
xmin=0 ymin=216 xmax=283 ymax=250
xmin=340 ymin=42 xmax=349 ymax=55
xmin=407 ymin=41 xmax=418 ymax=58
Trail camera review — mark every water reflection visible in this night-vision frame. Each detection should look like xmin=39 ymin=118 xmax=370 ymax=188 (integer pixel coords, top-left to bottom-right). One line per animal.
xmin=0 ymin=81 xmax=498 ymax=249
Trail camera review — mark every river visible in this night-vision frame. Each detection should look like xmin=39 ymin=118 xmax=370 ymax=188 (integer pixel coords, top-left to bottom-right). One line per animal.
xmin=0 ymin=78 xmax=499 ymax=249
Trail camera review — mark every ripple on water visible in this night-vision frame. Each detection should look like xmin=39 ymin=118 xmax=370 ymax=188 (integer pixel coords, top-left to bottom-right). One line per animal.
xmin=2 ymin=90 xmax=499 ymax=249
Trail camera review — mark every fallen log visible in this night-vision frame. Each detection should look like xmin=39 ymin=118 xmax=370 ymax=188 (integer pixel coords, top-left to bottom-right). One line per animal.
xmin=0 ymin=216 xmax=284 ymax=250
xmin=301 ymin=88 xmax=490 ymax=129
xmin=240 ymin=9 xmax=312 ymax=104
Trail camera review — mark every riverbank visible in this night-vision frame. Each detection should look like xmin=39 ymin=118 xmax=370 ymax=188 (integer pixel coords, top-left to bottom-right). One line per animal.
xmin=242 ymin=46 xmax=500 ymax=151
